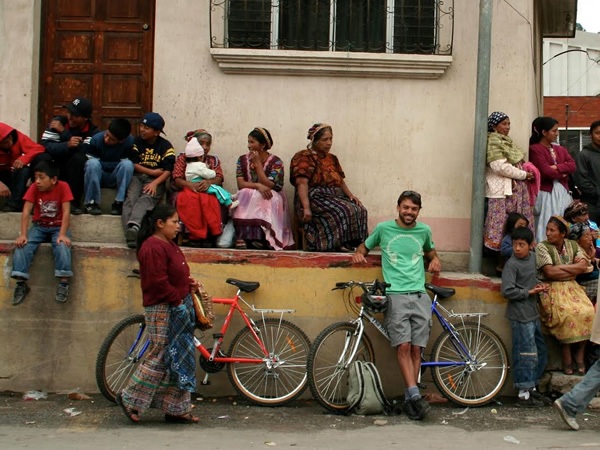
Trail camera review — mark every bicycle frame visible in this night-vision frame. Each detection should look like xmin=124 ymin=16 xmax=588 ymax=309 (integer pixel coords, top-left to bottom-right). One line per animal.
xmin=341 ymin=291 xmax=490 ymax=370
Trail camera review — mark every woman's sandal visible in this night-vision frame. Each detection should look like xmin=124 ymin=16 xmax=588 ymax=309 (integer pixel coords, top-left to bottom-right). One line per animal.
xmin=165 ymin=413 xmax=200 ymax=424
xmin=576 ymin=362 xmax=586 ymax=375
xmin=116 ymin=393 xmax=140 ymax=424
xmin=563 ymin=363 xmax=574 ymax=375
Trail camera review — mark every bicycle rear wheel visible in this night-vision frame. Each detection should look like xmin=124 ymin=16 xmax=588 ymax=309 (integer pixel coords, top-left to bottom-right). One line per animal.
xmin=307 ymin=322 xmax=375 ymax=412
xmin=95 ymin=314 xmax=148 ymax=403
xmin=227 ymin=318 xmax=311 ymax=406
xmin=431 ymin=322 xmax=509 ymax=407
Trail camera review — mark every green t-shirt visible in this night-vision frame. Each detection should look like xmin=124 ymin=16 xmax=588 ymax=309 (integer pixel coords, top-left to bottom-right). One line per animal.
xmin=364 ymin=220 xmax=435 ymax=293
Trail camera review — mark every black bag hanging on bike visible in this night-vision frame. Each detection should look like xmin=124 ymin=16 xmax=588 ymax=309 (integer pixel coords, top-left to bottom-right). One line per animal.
xmin=346 ymin=360 xmax=391 ymax=415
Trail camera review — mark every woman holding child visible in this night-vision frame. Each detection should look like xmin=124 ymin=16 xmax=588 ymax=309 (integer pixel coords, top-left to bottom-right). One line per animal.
xmin=231 ymin=127 xmax=294 ymax=250
xmin=290 ymin=123 xmax=367 ymax=252
xmin=484 ymin=111 xmax=535 ymax=253
xmin=536 ymin=216 xmax=595 ymax=375
xmin=170 ymin=129 xmax=225 ymax=245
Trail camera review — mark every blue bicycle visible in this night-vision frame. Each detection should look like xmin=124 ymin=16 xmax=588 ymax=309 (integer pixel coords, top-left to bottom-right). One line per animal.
xmin=307 ymin=280 xmax=509 ymax=412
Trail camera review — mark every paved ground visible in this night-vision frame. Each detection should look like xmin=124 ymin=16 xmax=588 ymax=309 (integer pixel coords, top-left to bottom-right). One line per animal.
xmin=1 ymin=391 xmax=600 ymax=449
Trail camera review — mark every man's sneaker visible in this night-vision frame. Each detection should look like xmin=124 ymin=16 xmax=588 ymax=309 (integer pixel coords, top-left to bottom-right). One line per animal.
xmin=516 ymin=395 xmax=545 ymax=408
xmin=530 ymin=390 xmax=553 ymax=405
xmin=125 ymin=226 xmax=139 ymax=249
xmin=13 ymin=282 xmax=30 ymax=305
xmin=554 ymin=399 xmax=579 ymax=430
xmin=403 ymin=397 xmax=430 ymax=420
xmin=71 ymin=204 xmax=84 ymax=215
xmin=55 ymin=283 xmax=69 ymax=303
xmin=85 ymin=202 xmax=102 ymax=215
xmin=111 ymin=201 xmax=123 ymax=216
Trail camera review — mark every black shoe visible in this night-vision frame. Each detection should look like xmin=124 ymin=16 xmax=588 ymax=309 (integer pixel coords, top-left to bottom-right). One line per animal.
xmin=111 ymin=201 xmax=123 ymax=216
xmin=85 ymin=202 xmax=102 ymax=215
xmin=516 ymin=395 xmax=545 ymax=408
xmin=411 ymin=397 xmax=431 ymax=419
xmin=2 ymin=204 xmax=19 ymax=213
xmin=530 ymin=390 xmax=553 ymax=406
xmin=125 ymin=226 xmax=138 ymax=248
xmin=13 ymin=282 xmax=30 ymax=305
xmin=71 ymin=204 xmax=84 ymax=215
xmin=403 ymin=400 xmax=420 ymax=420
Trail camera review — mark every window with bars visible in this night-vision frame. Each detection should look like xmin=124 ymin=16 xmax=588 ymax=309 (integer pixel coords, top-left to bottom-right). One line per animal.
xmin=224 ymin=0 xmax=446 ymax=55
xmin=559 ymin=129 xmax=591 ymax=159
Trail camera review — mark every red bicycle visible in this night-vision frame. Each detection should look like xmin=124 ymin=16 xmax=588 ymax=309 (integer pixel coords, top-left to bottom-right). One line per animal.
xmin=96 ymin=278 xmax=311 ymax=406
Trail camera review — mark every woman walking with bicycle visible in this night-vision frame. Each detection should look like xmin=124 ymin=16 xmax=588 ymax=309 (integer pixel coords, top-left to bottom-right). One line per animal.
xmin=353 ymin=190 xmax=441 ymax=420
xmin=116 ymin=204 xmax=200 ymax=424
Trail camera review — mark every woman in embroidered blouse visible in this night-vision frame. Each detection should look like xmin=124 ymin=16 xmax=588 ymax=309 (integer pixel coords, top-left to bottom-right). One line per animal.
xmin=536 ymin=216 xmax=595 ymax=375
xmin=484 ymin=111 xmax=535 ymax=254
xmin=231 ymin=127 xmax=294 ymax=250
xmin=290 ymin=123 xmax=368 ymax=252
xmin=117 ymin=204 xmax=199 ymax=424
xmin=170 ymin=129 xmax=225 ymax=245
xmin=529 ymin=117 xmax=576 ymax=243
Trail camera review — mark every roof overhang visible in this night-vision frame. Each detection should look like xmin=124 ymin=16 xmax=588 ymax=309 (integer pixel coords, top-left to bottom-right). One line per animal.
xmin=541 ymin=0 xmax=577 ymax=38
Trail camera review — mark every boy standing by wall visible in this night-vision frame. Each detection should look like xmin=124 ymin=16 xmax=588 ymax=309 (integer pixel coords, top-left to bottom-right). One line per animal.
xmin=501 ymin=226 xmax=550 ymax=407
xmin=122 ymin=112 xmax=175 ymax=248
xmin=11 ymin=161 xmax=74 ymax=305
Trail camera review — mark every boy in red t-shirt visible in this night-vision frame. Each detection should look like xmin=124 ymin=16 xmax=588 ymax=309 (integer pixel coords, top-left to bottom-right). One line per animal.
xmin=11 ymin=161 xmax=74 ymax=305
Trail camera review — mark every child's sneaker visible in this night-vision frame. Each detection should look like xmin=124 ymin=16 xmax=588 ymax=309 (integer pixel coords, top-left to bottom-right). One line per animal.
xmin=13 ymin=282 xmax=30 ymax=306
xmin=111 ymin=201 xmax=123 ymax=216
xmin=125 ymin=225 xmax=139 ymax=249
xmin=85 ymin=202 xmax=102 ymax=215
xmin=55 ymin=283 xmax=69 ymax=303
xmin=516 ymin=393 xmax=544 ymax=408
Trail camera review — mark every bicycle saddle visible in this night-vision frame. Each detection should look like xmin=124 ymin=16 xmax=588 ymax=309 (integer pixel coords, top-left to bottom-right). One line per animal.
xmin=425 ymin=283 xmax=455 ymax=299
xmin=226 ymin=278 xmax=260 ymax=292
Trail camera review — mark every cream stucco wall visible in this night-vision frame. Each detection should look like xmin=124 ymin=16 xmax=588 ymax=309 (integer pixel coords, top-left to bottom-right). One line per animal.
xmin=0 ymin=0 xmax=41 ymax=136
xmin=0 ymin=0 xmax=541 ymax=252
xmin=152 ymin=0 xmax=540 ymax=252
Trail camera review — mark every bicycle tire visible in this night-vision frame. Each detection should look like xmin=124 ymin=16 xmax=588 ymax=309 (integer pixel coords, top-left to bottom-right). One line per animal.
xmin=95 ymin=314 xmax=148 ymax=403
xmin=431 ymin=322 xmax=509 ymax=407
xmin=307 ymin=322 xmax=375 ymax=412
xmin=227 ymin=318 xmax=311 ymax=406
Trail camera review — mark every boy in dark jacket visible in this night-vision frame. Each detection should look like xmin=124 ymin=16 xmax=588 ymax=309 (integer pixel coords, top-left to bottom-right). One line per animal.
xmin=40 ymin=97 xmax=98 ymax=214
xmin=82 ymin=118 xmax=135 ymax=215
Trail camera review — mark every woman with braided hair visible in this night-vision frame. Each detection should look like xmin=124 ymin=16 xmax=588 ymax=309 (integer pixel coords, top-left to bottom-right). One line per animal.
xmin=290 ymin=123 xmax=367 ymax=252
xmin=231 ymin=127 xmax=294 ymax=250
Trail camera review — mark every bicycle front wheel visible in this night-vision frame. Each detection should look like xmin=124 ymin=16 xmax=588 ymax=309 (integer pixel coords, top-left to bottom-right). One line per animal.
xmin=227 ymin=318 xmax=311 ymax=406
xmin=431 ymin=322 xmax=509 ymax=407
xmin=307 ymin=322 xmax=375 ymax=412
xmin=95 ymin=314 xmax=149 ymax=403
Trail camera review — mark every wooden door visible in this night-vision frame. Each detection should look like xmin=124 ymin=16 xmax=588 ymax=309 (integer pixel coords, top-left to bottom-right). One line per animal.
xmin=39 ymin=0 xmax=155 ymax=135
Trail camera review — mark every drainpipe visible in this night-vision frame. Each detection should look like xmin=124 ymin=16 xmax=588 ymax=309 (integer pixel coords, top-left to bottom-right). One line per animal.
xmin=468 ymin=0 xmax=494 ymax=273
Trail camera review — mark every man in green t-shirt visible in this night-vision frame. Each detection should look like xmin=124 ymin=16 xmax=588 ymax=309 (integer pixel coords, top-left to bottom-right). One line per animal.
xmin=353 ymin=190 xmax=441 ymax=420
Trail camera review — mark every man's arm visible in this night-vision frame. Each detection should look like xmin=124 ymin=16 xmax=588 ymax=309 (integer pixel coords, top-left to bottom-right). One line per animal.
xmin=424 ymin=249 xmax=441 ymax=274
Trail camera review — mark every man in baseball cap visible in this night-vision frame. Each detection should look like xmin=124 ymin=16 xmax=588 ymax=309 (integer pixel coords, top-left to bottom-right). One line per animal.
xmin=64 ymin=97 xmax=93 ymax=119
xmin=140 ymin=112 xmax=165 ymax=134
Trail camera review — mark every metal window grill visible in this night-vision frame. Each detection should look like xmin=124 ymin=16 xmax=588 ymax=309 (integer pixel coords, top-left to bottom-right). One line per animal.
xmin=210 ymin=0 xmax=453 ymax=55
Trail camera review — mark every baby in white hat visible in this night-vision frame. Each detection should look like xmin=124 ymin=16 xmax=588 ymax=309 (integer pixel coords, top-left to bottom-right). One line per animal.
xmin=184 ymin=138 xmax=238 ymax=209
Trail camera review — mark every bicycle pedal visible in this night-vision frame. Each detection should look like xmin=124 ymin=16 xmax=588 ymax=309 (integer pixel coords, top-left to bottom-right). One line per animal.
xmin=201 ymin=380 xmax=211 ymax=386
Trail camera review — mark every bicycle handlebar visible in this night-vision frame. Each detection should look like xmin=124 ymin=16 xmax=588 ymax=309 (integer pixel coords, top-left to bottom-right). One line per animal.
xmin=332 ymin=280 xmax=391 ymax=293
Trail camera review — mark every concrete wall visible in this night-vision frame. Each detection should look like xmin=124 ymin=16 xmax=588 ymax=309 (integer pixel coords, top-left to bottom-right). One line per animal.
xmin=0 ymin=1 xmax=541 ymax=253
xmin=0 ymin=242 xmax=520 ymax=398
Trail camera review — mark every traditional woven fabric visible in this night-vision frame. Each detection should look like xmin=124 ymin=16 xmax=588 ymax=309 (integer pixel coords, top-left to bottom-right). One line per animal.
xmin=536 ymin=240 xmax=595 ymax=344
xmin=295 ymin=185 xmax=368 ymax=251
xmin=534 ymin=182 xmax=573 ymax=243
xmin=486 ymin=131 xmax=525 ymax=164
xmin=484 ymin=178 xmax=534 ymax=251
xmin=166 ymin=294 xmax=196 ymax=392
xmin=120 ymin=303 xmax=192 ymax=416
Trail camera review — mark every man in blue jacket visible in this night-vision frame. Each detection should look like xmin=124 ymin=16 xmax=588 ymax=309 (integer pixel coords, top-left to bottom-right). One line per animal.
xmin=83 ymin=118 xmax=135 ymax=215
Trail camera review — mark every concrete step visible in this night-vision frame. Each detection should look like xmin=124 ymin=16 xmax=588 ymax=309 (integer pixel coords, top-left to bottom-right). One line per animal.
xmin=0 ymin=211 xmax=125 ymax=245
xmin=544 ymin=371 xmax=600 ymax=409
